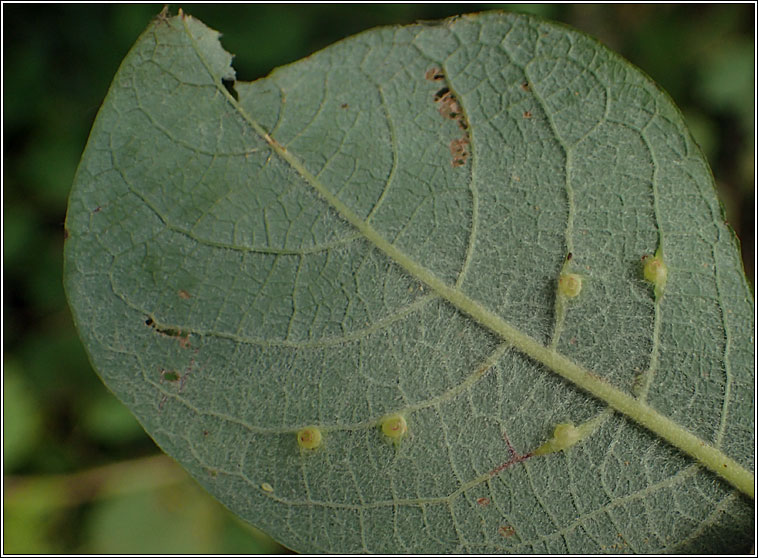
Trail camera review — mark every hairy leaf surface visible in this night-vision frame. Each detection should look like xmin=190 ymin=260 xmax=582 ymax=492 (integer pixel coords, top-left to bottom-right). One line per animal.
xmin=64 ymin=10 xmax=754 ymax=553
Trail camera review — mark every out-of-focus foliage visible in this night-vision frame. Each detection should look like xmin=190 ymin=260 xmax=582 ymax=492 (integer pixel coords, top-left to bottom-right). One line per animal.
xmin=3 ymin=4 xmax=753 ymax=553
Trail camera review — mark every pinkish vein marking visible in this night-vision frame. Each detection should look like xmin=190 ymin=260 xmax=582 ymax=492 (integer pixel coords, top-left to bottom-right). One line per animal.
xmin=489 ymin=431 xmax=534 ymax=476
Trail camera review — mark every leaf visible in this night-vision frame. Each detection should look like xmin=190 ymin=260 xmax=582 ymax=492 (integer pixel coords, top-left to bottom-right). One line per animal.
xmin=64 ymin=9 xmax=754 ymax=553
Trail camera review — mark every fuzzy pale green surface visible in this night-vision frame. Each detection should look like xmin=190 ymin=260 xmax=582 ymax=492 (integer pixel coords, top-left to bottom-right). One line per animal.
xmin=64 ymin=10 xmax=754 ymax=554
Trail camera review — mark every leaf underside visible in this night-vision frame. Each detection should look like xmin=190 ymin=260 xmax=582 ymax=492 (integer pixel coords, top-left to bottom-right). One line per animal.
xmin=64 ymin=10 xmax=754 ymax=554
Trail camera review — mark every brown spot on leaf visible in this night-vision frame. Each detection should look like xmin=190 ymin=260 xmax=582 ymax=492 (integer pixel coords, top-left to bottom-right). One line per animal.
xmin=476 ymin=497 xmax=490 ymax=507
xmin=425 ymin=67 xmax=445 ymax=81
xmin=523 ymin=110 xmax=532 ymax=119
xmin=146 ymin=318 xmax=191 ymax=349
xmin=499 ymin=525 xmax=516 ymax=538
xmin=265 ymin=133 xmax=286 ymax=151
xmin=438 ymin=96 xmax=462 ymax=121
xmin=430 ymin=79 xmax=471 ymax=162
xmin=340 ymin=103 xmax=348 ymax=109
xmin=63 ymin=228 xmax=69 ymax=240
xmin=434 ymin=87 xmax=450 ymax=102
xmin=450 ymin=137 xmax=470 ymax=167
xmin=521 ymin=81 xmax=530 ymax=91
xmin=178 ymin=289 xmax=191 ymax=299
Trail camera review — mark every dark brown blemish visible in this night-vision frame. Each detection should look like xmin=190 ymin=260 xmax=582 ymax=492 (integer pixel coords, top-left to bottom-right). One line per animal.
xmin=434 ymin=87 xmax=469 ymax=134
xmin=93 ymin=206 xmax=102 ymax=213
xmin=438 ymin=92 xmax=462 ymax=121
xmin=434 ymin=87 xmax=450 ymax=102
xmin=450 ymin=137 xmax=470 ymax=167
xmin=178 ymin=289 xmax=191 ymax=300
xmin=425 ymin=66 xmax=445 ymax=81
xmin=476 ymin=497 xmax=490 ymax=507
xmin=63 ymin=228 xmax=70 ymax=240
xmin=146 ymin=317 xmax=191 ymax=349
xmin=566 ymin=252 xmax=573 ymax=262
xmin=340 ymin=103 xmax=348 ymax=109
xmin=429 ymin=72 xmax=471 ymax=164
xmin=523 ymin=110 xmax=532 ymax=119
xmin=521 ymin=81 xmax=530 ymax=92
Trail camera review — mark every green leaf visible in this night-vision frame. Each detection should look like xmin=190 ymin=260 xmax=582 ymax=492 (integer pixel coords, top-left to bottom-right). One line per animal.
xmin=64 ymin=10 xmax=754 ymax=553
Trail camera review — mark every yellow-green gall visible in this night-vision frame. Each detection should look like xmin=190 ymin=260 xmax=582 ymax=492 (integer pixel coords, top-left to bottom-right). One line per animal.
xmin=643 ymin=254 xmax=668 ymax=290
xmin=558 ymin=273 xmax=582 ymax=298
xmin=534 ymin=422 xmax=581 ymax=455
xmin=297 ymin=426 xmax=323 ymax=450
xmin=381 ymin=414 xmax=407 ymax=440
xmin=551 ymin=423 xmax=580 ymax=449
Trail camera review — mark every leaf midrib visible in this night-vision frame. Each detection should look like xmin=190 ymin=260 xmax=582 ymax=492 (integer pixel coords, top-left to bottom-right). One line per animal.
xmin=178 ymin=13 xmax=753 ymax=499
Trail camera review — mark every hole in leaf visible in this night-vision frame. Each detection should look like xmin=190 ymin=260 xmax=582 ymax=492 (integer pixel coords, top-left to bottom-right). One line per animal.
xmin=434 ymin=87 xmax=450 ymax=101
xmin=425 ymin=66 xmax=445 ymax=81
xmin=222 ymin=77 xmax=238 ymax=101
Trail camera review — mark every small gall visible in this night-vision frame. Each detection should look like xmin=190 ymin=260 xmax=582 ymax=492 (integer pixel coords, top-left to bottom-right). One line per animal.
xmin=534 ymin=422 xmax=581 ymax=456
xmin=643 ymin=254 xmax=668 ymax=291
xmin=552 ymin=423 xmax=580 ymax=449
xmin=297 ymin=426 xmax=323 ymax=450
xmin=381 ymin=414 xmax=407 ymax=440
xmin=558 ymin=273 xmax=582 ymax=298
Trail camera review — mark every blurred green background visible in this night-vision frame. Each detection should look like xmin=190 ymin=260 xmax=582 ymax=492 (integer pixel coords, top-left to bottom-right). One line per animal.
xmin=3 ymin=4 xmax=754 ymax=554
